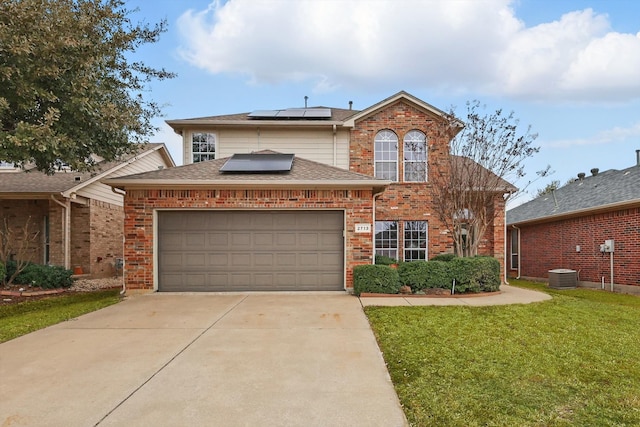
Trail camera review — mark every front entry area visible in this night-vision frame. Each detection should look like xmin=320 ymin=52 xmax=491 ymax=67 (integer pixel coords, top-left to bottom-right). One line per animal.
xmin=157 ymin=210 xmax=345 ymax=291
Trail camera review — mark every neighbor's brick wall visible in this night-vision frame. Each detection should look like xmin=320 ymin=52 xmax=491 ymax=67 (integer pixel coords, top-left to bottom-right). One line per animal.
xmin=0 ymin=200 xmax=47 ymax=265
xmin=513 ymin=206 xmax=640 ymax=287
xmin=349 ymin=100 xmax=506 ymax=275
xmin=123 ymin=188 xmax=375 ymax=290
xmin=88 ymin=200 xmax=124 ymax=278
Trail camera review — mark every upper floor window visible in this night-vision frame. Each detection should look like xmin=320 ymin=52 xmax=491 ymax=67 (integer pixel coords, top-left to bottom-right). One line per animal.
xmin=374 ymin=130 xmax=398 ymax=181
xmin=192 ymin=132 xmax=216 ymax=163
xmin=403 ymin=130 xmax=427 ymax=182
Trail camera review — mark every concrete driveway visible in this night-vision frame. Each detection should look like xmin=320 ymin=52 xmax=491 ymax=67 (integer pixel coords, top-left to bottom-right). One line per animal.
xmin=0 ymin=293 xmax=407 ymax=427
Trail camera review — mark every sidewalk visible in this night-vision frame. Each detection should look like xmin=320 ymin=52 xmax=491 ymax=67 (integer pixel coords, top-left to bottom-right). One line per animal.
xmin=359 ymin=284 xmax=551 ymax=306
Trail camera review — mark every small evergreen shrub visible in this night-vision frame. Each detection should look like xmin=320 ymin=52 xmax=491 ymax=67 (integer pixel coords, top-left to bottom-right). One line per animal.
xmin=429 ymin=253 xmax=457 ymax=262
xmin=374 ymin=254 xmax=398 ymax=266
xmin=0 ymin=262 xmax=5 ymax=284
xmin=423 ymin=261 xmax=450 ymax=289
xmin=398 ymin=261 xmax=428 ymax=292
xmin=13 ymin=263 xmax=74 ymax=289
xmin=353 ymin=265 xmax=400 ymax=296
xmin=448 ymin=256 xmax=500 ymax=293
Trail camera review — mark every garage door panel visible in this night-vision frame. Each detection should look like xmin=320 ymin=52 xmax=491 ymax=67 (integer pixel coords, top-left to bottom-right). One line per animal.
xmin=158 ymin=211 xmax=344 ymax=291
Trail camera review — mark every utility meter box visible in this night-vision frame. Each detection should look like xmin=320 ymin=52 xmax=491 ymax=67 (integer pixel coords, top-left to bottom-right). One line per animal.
xmin=548 ymin=269 xmax=577 ymax=289
xmin=600 ymin=240 xmax=615 ymax=253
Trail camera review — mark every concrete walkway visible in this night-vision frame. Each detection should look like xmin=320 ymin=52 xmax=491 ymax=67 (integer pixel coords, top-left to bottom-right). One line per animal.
xmin=0 ymin=294 xmax=407 ymax=427
xmin=359 ymin=284 xmax=551 ymax=306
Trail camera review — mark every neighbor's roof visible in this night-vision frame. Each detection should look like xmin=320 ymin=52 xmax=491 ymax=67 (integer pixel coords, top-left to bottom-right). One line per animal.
xmin=507 ymin=165 xmax=640 ymax=225
xmin=0 ymin=144 xmax=173 ymax=198
xmin=104 ymin=151 xmax=390 ymax=192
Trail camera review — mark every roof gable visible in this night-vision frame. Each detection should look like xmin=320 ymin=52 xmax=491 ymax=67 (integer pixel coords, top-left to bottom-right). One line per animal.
xmin=0 ymin=143 xmax=174 ymax=197
xmin=507 ymin=165 xmax=640 ymax=225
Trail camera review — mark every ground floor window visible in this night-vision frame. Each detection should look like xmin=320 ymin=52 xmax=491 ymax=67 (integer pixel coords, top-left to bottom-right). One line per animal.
xmin=510 ymin=228 xmax=519 ymax=270
xmin=404 ymin=221 xmax=427 ymax=261
xmin=375 ymin=221 xmax=398 ymax=260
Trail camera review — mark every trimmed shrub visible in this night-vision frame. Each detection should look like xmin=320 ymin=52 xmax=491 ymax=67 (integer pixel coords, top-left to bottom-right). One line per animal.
xmin=375 ymin=254 xmax=398 ymax=266
xmin=398 ymin=261 xmax=428 ymax=292
xmin=13 ymin=263 xmax=74 ymax=289
xmin=429 ymin=253 xmax=457 ymax=262
xmin=0 ymin=261 xmax=5 ymax=284
xmin=448 ymin=256 xmax=500 ymax=293
xmin=399 ymin=261 xmax=451 ymax=292
xmin=424 ymin=261 xmax=451 ymax=289
xmin=353 ymin=264 xmax=400 ymax=296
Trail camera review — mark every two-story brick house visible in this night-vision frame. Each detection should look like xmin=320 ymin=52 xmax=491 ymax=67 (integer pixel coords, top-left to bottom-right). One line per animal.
xmin=105 ymin=91 xmax=510 ymax=292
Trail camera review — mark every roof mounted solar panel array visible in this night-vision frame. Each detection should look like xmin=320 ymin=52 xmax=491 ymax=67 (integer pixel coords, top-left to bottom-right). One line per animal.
xmin=220 ymin=153 xmax=295 ymax=173
xmin=248 ymin=108 xmax=331 ymax=119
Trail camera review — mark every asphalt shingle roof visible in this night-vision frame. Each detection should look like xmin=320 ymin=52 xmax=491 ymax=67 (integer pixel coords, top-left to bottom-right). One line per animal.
xmin=0 ymin=144 xmax=164 ymax=195
xmin=104 ymin=151 xmax=387 ymax=187
xmin=507 ymin=165 xmax=640 ymax=225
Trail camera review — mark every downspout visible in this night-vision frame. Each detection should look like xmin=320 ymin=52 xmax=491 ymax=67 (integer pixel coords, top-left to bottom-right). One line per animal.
xmin=111 ymin=187 xmax=127 ymax=295
xmin=372 ymin=190 xmax=385 ymax=264
xmin=50 ymin=195 xmax=71 ymax=270
xmin=332 ymin=124 xmax=337 ymax=166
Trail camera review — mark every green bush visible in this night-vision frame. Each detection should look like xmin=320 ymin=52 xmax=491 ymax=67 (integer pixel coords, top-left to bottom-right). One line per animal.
xmin=399 ymin=261 xmax=452 ymax=292
xmin=448 ymin=256 xmax=500 ymax=293
xmin=374 ymin=254 xmax=398 ymax=266
xmin=424 ymin=261 xmax=451 ymax=289
xmin=353 ymin=264 xmax=400 ymax=296
xmin=13 ymin=263 xmax=74 ymax=289
xmin=429 ymin=253 xmax=457 ymax=262
xmin=0 ymin=261 xmax=5 ymax=284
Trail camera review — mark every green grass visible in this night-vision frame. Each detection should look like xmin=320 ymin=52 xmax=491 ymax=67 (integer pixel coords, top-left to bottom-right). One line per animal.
xmin=0 ymin=290 xmax=122 ymax=343
xmin=365 ymin=279 xmax=640 ymax=426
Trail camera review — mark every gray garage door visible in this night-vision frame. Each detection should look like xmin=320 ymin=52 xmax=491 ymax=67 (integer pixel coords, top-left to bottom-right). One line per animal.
xmin=157 ymin=210 xmax=344 ymax=291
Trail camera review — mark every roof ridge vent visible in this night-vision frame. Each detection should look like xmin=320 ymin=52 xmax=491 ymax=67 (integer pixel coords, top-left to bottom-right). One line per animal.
xmin=577 ymin=172 xmax=586 ymax=180
xmin=590 ymin=168 xmax=599 ymax=176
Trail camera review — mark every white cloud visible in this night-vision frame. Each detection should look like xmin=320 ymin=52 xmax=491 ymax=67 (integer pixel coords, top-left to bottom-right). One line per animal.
xmin=176 ymin=0 xmax=640 ymax=103
xmin=543 ymin=121 xmax=640 ymax=147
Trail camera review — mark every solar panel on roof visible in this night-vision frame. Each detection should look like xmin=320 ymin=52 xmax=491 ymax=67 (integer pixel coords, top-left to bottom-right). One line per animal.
xmin=220 ymin=153 xmax=294 ymax=173
xmin=248 ymin=108 xmax=331 ymax=120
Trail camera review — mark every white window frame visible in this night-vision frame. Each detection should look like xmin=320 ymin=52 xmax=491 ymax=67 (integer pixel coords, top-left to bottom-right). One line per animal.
xmin=403 ymin=130 xmax=427 ymax=182
xmin=191 ymin=132 xmax=216 ymax=163
xmin=375 ymin=221 xmax=398 ymax=261
xmin=510 ymin=228 xmax=519 ymax=270
xmin=404 ymin=221 xmax=427 ymax=261
xmin=374 ymin=130 xmax=398 ymax=181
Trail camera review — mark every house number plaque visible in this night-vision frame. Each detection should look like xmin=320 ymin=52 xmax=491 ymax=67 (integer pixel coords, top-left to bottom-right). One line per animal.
xmin=355 ymin=223 xmax=371 ymax=233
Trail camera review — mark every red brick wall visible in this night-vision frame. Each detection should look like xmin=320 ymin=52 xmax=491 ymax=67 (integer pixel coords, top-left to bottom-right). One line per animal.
xmin=123 ymin=188 xmax=375 ymax=290
xmin=70 ymin=203 xmax=90 ymax=274
xmin=511 ymin=207 xmax=640 ymax=287
xmin=350 ymin=100 xmax=506 ymax=275
xmin=89 ymin=200 xmax=124 ymax=277
xmin=0 ymin=200 xmax=47 ymax=264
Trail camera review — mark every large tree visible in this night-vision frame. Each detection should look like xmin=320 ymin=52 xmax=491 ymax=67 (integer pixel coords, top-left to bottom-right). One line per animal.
xmin=0 ymin=0 xmax=174 ymax=173
xmin=431 ymin=101 xmax=541 ymax=257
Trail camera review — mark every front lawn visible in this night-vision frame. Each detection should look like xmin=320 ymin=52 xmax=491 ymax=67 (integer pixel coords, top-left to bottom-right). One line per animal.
xmin=365 ymin=279 xmax=640 ymax=426
xmin=0 ymin=290 xmax=122 ymax=343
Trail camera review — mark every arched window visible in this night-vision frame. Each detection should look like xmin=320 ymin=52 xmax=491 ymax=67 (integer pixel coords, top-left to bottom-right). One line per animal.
xmin=403 ymin=130 xmax=427 ymax=182
xmin=374 ymin=130 xmax=398 ymax=181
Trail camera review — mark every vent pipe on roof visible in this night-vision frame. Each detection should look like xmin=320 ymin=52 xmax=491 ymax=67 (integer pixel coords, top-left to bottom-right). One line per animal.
xmin=636 ymin=149 xmax=640 ymax=166
xmin=304 ymin=96 xmax=308 ymax=108
xmin=349 ymin=101 xmax=353 ymax=110
xmin=577 ymin=172 xmax=586 ymax=180
xmin=590 ymin=168 xmax=599 ymax=176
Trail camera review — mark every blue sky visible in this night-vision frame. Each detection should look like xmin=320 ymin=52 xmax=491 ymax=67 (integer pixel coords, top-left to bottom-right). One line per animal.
xmin=127 ymin=0 xmax=640 ymax=205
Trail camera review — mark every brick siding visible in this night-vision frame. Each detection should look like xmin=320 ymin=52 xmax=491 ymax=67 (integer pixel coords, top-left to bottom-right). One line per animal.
xmin=123 ymin=189 xmax=375 ymax=290
xmin=509 ymin=206 xmax=640 ymax=287
xmin=350 ymin=100 xmax=506 ymax=273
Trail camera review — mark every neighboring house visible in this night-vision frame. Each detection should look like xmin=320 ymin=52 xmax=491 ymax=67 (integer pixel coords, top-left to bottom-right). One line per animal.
xmin=0 ymin=144 xmax=175 ymax=278
xmin=105 ymin=91 xmax=512 ymax=292
xmin=507 ymin=152 xmax=640 ymax=295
